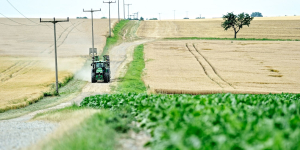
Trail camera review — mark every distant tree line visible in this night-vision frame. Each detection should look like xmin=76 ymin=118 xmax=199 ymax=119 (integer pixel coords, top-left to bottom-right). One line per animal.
xmin=76 ymin=17 xmax=88 ymax=19
xmin=251 ymin=12 xmax=263 ymax=17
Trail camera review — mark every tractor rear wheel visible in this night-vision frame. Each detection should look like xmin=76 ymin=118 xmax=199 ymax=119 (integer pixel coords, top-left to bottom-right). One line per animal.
xmin=104 ymin=73 xmax=109 ymax=83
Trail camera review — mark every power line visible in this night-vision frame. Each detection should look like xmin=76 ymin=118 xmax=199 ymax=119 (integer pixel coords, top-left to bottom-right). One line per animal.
xmin=69 ymin=20 xmax=85 ymax=33
xmin=6 ymin=0 xmax=40 ymax=25
xmin=58 ymin=23 xmax=65 ymax=29
xmin=0 ymin=12 xmax=36 ymax=26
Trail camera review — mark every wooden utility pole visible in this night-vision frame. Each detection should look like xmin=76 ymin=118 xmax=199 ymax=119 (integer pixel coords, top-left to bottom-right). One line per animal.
xmin=123 ymin=0 xmax=125 ymax=19
xmin=103 ymin=1 xmax=116 ymax=37
xmin=40 ymin=17 xmax=69 ymax=95
xmin=118 ymin=0 xmax=120 ymax=22
xmin=159 ymin=13 xmax=161 ymax=20
xmin=174 ymin=10 xmax=176 ymax=20
xmin=125 ymin=4 xmax=132 ymax=19
xmin=83 ymin=8 xmax=101 ymax=63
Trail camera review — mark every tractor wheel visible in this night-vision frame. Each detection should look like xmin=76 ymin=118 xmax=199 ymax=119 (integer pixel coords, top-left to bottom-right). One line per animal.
xmin=108 ymin=74 xmax=111 ymax=82
xmin=91 ymin=70 xmax=96 ymax=83
xmin=104 ymin=73 xmax=109 ymax=83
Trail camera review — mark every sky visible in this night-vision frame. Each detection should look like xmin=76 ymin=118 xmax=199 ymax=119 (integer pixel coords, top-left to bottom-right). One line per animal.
xmin=0 ymin=0 xmax=299 ymax=20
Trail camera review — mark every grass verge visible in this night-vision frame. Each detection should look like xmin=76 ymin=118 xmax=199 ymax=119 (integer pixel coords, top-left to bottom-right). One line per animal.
xmin=165 ymin=37 xmax=300 ymax=41
xmin=115 ymin=44 xmax=147 ymax=93
xmin=102 ymin=20 xmax=130 ymax=56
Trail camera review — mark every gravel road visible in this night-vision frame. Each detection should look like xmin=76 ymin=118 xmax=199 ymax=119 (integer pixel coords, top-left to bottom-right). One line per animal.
xmin=0 ymin=39 xmax=152 ymax=150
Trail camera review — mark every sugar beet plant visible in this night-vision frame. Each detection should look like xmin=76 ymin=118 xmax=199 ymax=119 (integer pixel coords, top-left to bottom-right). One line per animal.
xmin=81 ymin=93 xmax=300 ymax=150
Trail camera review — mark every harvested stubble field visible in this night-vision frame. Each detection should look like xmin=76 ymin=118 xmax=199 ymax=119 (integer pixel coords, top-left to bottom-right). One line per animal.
xmin=137 ymin=16 xmax=300 ymax=39
xmin=0 ymin=18 xmax=117 ymax=111
xmin=143 ymin=40 xmax=300 ymax=94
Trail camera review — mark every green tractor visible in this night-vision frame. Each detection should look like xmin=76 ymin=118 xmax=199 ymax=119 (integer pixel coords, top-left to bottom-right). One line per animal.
xmin=91 ymin=55 xmax=111 ymax=83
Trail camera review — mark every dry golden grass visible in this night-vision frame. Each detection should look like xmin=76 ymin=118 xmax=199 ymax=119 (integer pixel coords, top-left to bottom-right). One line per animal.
xmin=0 ymin=18 xmax=117 ymax=111
xmin=0 ymin=56 xmax=86 ymax=111
xmin=137 ymin=16 xmax=300 ymax=39
xmin=143 ymin=40 xmax=300 ymax=94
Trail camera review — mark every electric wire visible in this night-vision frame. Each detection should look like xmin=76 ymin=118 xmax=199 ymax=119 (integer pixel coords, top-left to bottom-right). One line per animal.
xmin=0 ymin=12 xmax=36 ymax=26
xmin=5 ymin=0 xmax=52 ymax=29
xmin=58 ymin=23 xmax=65 ymax=29
xmin=69 ymin=20 xmax=85 ymax=33
xmin=6 ymin=0 xmax=39 ymax=25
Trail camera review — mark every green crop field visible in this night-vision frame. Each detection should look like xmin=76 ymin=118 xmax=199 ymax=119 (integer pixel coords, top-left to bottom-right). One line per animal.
xmin=81 ymin=93 xmax=300 ymax=150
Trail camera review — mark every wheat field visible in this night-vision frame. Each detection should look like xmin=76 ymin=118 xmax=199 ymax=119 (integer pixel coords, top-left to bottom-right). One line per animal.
xmin=143 ymin=40 xmax=300 ymax=94
xmin=137 ymin=16 xmax=300 ymax=39
xmin=0 ymin=18 xmax=117 ymax=111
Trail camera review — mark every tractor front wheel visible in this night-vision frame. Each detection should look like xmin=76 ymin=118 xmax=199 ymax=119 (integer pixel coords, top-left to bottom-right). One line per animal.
xmin=91 ymin=70 xmax=96 ymax=83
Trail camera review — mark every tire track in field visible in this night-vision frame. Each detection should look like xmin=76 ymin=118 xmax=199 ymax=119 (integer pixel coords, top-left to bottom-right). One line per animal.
xmin=0 ymin=61 xmax=29 ymax=82
xmin=186 ymin=43 xmax=223 ymax=88
xmin=0 ymin=62 xmax=22 ymax=75
xmin=193 ymin=44 xmax=235 ymax=89
xmin=0 ymin=61 xmax=24 ymax=81
xmin=0 ymin=61 xmax=38 ymax=83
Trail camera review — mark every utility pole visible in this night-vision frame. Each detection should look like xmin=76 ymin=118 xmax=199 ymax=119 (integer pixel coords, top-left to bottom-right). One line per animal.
xmin=125 ymin=4 xmax=132 ymax=19
xmin=174 ymin=10 xmax=176 ymax=20
xmin=40 ymin=17 xmax=69 ymax=95
xmin=117 ymin=0 xmax=120 ymax=22
xmin=159 ymin=13 xmax=161 ymax=20
xmin=103 ymin=1 xmax=116 ymax=37
xmin=130 ymin=14 xmax=134 ymax=20
xmin=83 ymin=8 xmax=101 ymax=64
xmin=134 ymin=12 xmax=139 ymax=20
xmin=123 ymin=0 xmax=125 ymax=19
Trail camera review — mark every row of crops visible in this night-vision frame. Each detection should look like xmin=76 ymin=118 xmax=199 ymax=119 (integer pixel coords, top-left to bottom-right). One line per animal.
xmin=81 ymin=93 xmax=300 ymax=149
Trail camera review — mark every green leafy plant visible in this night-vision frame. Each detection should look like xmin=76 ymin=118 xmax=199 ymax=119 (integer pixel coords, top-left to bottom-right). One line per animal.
xmin=81 ymin=93 xmax=300 ymax=150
